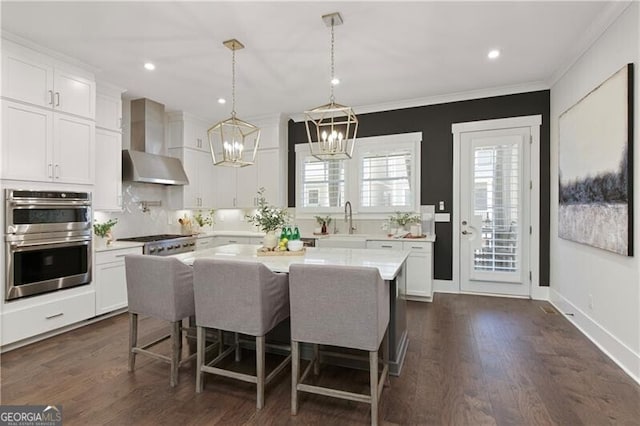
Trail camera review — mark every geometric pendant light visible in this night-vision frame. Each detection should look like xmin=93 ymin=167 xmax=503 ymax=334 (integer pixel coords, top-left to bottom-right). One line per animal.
xmin=304 ymin=12 xmax=358 ymax=161
xmin=208 ymin=39 xmax=260 ymax=167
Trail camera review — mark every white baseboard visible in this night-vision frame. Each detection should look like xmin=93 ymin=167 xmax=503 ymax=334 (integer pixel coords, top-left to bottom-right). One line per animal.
xmin=433 ymin=279 xmax=459 ymax=294
xmin=549 ymin=288 xmax=640 ymax=385
xmin=531 ymin=285 xmax=549 ymax=301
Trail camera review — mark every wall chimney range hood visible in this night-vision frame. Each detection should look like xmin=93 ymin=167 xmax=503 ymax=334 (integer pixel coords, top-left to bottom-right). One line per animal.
xmin=122 ymin=98 xmax=189 ymax=186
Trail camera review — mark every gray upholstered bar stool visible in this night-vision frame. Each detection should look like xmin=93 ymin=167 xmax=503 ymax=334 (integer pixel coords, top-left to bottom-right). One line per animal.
xmin=193 ymin=258 xmax=291 ymax=409
xmin=289 ymin=264 xmax=390 ymax=426
xmin=124 ymin=254 xmax=196 ymax=387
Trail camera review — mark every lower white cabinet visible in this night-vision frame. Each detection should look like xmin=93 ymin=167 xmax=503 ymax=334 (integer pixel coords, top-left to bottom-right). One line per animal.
xmin=1 ymin=290 xmax=96 ymax=345
xmin=196 ymin=236 xmax=217 ymax=250
xmin=366 ymin=240 xmax=433 ymax=301
xmin=95 ymin=246 xmax=142 ymax=315
xmin=402 ymin=241 xmax=433 ymax=301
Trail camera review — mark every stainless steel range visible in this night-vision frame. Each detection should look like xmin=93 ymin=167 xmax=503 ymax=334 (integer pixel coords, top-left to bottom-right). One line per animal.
xmin=118 ymin=234 xmax=196 ymax=256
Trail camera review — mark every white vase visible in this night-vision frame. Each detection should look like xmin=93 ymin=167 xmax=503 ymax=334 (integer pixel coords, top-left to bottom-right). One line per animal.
xmin=263 ymin=231 xmax=278 ymax=249
xmin=94 ymin=236 xmax=108 ymax=249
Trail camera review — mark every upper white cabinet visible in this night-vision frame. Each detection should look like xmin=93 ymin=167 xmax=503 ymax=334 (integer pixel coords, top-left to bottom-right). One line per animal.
xmin=168 ymin=148 xmax=216 ymax=209
xmin=167 ymin=112 xmax=209 ymax=152
xmin=1 ymin=39 xmax=96 ymax=185
xmin=1 ymin=100 xmax=94 ymax=184
xmin=95 ymin=83 xmax=123 ymax=131
xmin=94 ymin=83 xmax=125 ymax=211
xmin=168 ymin=113 xmax=287 ymax=209
xmin=2 ymin=40 xmax=95 ymax=119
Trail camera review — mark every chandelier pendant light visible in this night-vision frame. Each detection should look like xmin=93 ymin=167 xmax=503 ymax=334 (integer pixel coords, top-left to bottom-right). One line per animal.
xmin=208 ymin=39 xmax=260 ymax=167
xmin=304 ymin=12 xmax=358 ymax=161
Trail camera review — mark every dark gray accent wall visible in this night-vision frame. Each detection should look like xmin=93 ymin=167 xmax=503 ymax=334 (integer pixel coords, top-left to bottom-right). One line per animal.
xmin=288 ymin=90 xmax=550 ymax=285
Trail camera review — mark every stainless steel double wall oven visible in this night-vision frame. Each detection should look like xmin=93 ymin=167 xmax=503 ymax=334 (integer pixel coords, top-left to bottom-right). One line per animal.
xmin=4 ymin=189 xmax=92 ymax=301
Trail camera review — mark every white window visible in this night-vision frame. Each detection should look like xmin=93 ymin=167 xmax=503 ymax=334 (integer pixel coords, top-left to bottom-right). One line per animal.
xmin=296 ymin=146 xmax=346 ymax=213
xmin=296 ymin=133 xmax=421 ymax=216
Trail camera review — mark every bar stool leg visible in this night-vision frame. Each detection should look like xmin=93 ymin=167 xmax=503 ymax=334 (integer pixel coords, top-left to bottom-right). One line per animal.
xmin=383 ymin=330 xmax=390 ymax=387
xmin=218 ymin=329 xmax=224 ymax=356
xmin=235 ymin=332 xmax=241 ymax=362
xmin=370 ymin=350 xmax=379 ymax=426
xmin=170 ymin=321 xmax=181 ymax=387
xmin=128 ymin=313 xmax=138 ymax=372
xmin=256 ymin=335 xmax=265 ymax=410
xmin=196 ymin=326 xmax=205 ymax=393
xmin=313 ymin=343 xmax=320 ymax=375
xmin=291 ymin=340 xmax=299 ymax=415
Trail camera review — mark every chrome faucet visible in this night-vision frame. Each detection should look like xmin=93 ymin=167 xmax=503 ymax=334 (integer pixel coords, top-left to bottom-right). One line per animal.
xmin=344 ymin=201 xmax=355 ymax=234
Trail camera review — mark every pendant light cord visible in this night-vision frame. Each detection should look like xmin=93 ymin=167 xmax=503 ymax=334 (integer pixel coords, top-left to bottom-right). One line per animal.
xmin=329 ymin=17 xmax=335 ymax=103
xmin=231 ymin=43 xmax=236 ymax=118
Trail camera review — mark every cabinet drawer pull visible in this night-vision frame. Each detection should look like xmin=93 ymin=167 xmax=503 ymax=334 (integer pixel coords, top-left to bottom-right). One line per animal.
xmin=381 ymin=245 xmax=393 ymax=248
xmin=46 ymin=312 xmax=64 ymax=320
xmin=228 ymin=240 xmax=237 ymax=243
xmin=411 ymin=246 xmax=424 ymax=249
xmin=55 ymin=92 xmax=60 ymax=107
xmin=48 ymin=90 xmax=54 ymax=105
xmin=48 ymin=163 xmax=53 ymax=178
xmin=54 ymin=164 xmax=60 ymax=179
xmin=114 ymin=254 xmax=127 ymax=258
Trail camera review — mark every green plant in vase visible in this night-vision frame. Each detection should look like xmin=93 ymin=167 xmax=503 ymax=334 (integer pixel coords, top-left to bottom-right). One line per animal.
xmin=193 ymin=209 xmax=215 ymax=231
xmin=93 ymin=218 xmax=118 ymax=246
xmin=246 ymin=187 xmax=290 ymax=250
xmin=389 ymin=212 xmax=421 ymax=229
xmin=314 ymin=215 xmax=332 ymax=234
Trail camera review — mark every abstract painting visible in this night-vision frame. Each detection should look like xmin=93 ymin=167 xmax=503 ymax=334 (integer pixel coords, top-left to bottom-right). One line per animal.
xmin=558 ymin=64 xmax=633 ymax=256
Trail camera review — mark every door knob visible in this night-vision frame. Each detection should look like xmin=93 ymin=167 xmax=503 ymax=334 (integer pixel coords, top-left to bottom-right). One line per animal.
xmin=462 ymin=220 xmax=467 ymax=225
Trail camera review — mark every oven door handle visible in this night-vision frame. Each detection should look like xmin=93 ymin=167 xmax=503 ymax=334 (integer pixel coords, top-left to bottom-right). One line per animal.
xmin=9 ymin=238 xmax=91 ymax=249
xmin=9 ymin=200 xmax=91 ymax=207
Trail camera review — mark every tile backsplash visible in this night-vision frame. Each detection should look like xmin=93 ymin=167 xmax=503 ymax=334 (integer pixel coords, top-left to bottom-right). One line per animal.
xmin=94 ymin=185 xmax=434 ymax=239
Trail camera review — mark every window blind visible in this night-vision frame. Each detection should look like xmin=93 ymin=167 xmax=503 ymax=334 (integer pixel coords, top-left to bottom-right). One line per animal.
xmin=301 ymin=156 xmax=344 ymax=208
xmin=360 ymin=151 xmax=413 ymax=208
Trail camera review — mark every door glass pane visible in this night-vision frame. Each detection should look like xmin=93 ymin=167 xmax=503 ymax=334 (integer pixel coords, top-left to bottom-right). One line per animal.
xmin=473 ymin=143 xmax=519 ymax=273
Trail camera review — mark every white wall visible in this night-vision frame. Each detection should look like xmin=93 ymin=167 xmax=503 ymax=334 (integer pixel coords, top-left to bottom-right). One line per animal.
xmin=549 ymin=3 xmax=640 ymax=382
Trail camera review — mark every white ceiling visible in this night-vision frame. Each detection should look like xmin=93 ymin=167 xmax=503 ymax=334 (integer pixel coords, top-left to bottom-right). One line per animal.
xmin=0 ymin=1 xmax=624 ymax=123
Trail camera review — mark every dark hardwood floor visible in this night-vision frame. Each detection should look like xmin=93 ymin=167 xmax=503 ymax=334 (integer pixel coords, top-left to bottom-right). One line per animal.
xmin=1 ymin=294 xmax=639 ymax=425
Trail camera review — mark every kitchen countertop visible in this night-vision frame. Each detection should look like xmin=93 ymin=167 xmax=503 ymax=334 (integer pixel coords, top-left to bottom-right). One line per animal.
xmin=94 ymin=241 xmax=144 ymax=252
xmin=302 ymin=233 xmax=436 ymax=242
xmin=172 ymin=244 xmax=410 ymax=281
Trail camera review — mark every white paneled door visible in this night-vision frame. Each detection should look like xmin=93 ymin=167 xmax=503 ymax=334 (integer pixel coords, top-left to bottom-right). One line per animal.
xmin=456 ymin=120 xmax=538 ymax=297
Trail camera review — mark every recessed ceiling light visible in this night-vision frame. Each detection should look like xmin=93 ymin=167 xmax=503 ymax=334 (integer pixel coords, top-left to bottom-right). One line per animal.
xmin=217 ymin=98 xmax=226 ymax=104
xmin=144 ymin=62 xmax=156 ymax=71
xmin=488 ymin=49 xmax=500 ymax=59
xmin=331 ymin=77 xmax=340 ymax=86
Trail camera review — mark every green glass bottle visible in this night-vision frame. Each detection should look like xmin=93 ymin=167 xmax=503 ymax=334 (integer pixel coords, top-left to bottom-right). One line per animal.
xmin=292 ymin=225 xmax=300 ymax=240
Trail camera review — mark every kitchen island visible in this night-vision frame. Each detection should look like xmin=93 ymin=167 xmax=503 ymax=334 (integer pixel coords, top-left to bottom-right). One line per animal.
xmin=173 ymin=244 xmax=410 ymax=376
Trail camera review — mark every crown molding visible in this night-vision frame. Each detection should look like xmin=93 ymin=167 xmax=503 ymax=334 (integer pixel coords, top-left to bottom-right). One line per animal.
xmin=2 ymin=30 xmax=100 ymax=75
xmin=288 ymin=81 xmax=549 ymax=122
xmin=547 ymin=1 xmax=632 ymax=88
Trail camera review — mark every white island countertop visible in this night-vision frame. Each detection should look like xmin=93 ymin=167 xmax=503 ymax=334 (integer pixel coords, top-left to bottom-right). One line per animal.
xmin=172 ymin=244 xmax=410 ymax=281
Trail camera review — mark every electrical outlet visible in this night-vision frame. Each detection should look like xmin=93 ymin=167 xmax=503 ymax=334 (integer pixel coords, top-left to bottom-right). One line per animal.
xmin=588 ymin=294 xmax=594 ymax=310
xmin=439 ymin=201 xmax=445 ymax=211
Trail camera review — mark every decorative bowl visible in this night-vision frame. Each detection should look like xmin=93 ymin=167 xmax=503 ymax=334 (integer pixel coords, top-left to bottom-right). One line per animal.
xmin=287 ymin=240 xmax=304 ymax=252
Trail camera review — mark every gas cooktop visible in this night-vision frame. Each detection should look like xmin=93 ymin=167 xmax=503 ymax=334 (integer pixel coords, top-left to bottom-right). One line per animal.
xmin=118 ymin=234 xmax=196 ymax=256
xmin=118 ymin=234 xmax=186 ymax=243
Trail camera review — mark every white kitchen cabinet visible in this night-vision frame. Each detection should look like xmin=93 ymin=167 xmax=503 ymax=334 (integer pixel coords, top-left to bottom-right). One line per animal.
xmin=215 ymin=148 xmax=282 ymax=208
xmin=318 ymin=237 xmax=367 ymax=249
xmin=1 ymin=100 xmax=94 ymax=184
xmin=95 ymin=246 xmax=142 ymax=315
xmin=365 ymin=239 xmax=433 ymax=301
xmin=402 ymin=241 xmax=433 ymax=301
xmin=196 ymin=236 xmax=216 ymax=250
xmin=1 ymin=290 xmax=95 ymax=346
xmin=2 ymin=40 xmax=95 ymax=119
xmin=96 ymin=83 xmax=123 ymax=131
xmin=168 ymin=111 xmax=209 ymax=151
xmin=168 ymin=148 xmax=216 ymax=209
xmin=214 ymin=236 xmax=254 ymax=246
xmin=94 ymin=128 xmax=122 ymax=210
xmin=94 ymin=83 xmax=124 ymax=211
